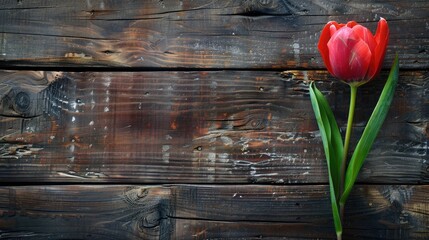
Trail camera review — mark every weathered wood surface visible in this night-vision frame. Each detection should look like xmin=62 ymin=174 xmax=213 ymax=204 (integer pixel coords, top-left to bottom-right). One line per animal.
xmin=0 ymin=70 xmax=427 ymax=184
xmin=0 ymin=0 xmax=427 ymax=69
xmin=0 ymin=184 xmax=428 ymax=239
xmin=1 ymin=0 xmax=428 ymax=239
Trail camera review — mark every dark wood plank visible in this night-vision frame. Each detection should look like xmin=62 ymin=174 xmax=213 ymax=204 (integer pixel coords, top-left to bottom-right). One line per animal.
xmin=0 ymin=0 xmax=427 ymax=69
xmin=0 ymin=184 xmax=428 ymax=239
xmin=0 ymin=185 xmax=170 ymax=240
xmin=171 ymin=184 xmax=429 ymax=239
xmin=0 ymin=70 xmax=427 ymax=184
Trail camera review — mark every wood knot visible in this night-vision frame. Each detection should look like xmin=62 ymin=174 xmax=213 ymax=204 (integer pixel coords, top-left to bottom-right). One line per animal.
xmin=13 ymin=91 xmax=31 ymax=113
xmin=380 ymin=185 xmax=414 ymax=210
xmin=122 ymin=187 xmax=171 ymax=236
xmin=141 ymin=211 xmax=161 ymax=228
xmin=234 ymin=117 xmax=267 ymax=131
xmin=280 ymin=71 xmax=295 ymax=81
xmin=137 ymin=188 xmax=149 ymax=199
xmin=257 ymin=0 xmax=273 ymax=5
xmin=1 ymin=88 xmax=37 ymax=117
xmin=123 ymin=187 xmax=151 ymax=206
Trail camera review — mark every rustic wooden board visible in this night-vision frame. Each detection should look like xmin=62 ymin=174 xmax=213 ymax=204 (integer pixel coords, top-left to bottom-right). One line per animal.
xmin=1 ymin=70 xmax=427 ymax=184
xmin=0 ymin=0 xmax=427 ymax=69
xmin=1 ymin=1 xmax=427 ymax=239
xmin=0 ymin=184 xmax=428 ymax=239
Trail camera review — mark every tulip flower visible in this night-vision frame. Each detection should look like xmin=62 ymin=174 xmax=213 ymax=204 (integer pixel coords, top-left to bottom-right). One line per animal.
xmin=318 ymin=18 xmax=389 ymax=86
xmin=309 ymin=18 xmax=398 ymax=240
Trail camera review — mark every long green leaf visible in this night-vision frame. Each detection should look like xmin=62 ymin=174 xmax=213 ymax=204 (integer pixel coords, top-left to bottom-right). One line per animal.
xmin=309 ymin=82 xmax=343 ymax=236
xmin=313 ymin=86 xmax=344 ymax=197
xmin=340 ymin=55 xmax=399 ymax=205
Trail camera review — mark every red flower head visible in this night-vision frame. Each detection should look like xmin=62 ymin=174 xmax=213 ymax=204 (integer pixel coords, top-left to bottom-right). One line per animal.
xmin=318 ymin=18 xmax=389 ymax=86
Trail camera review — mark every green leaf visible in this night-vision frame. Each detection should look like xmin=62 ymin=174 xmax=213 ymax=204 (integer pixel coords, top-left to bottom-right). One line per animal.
xmin=312 ymin=86 xmax=344 ymax=196
xmin=340 ymin=55 xmax=399 ymax=205
xmin=309 ymin=82 xmax=343 ymax=236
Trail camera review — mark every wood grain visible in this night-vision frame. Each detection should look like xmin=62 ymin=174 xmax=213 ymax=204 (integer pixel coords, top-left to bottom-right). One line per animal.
xmin=1 ymin=70 xmax=427 ymax=184
xmin=1 ymin=1 xmax=427 ymax=239
xmin=0 ymin=184 xmax=428 ymax=239
xmin=171 ymin=184 xmax=429 ymax=239
xmin=0 ymin=0 xmax=427 ymax=69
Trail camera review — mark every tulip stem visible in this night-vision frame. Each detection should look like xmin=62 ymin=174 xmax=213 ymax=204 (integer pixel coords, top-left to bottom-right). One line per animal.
xmin=340 ymin=85 xmax=357 ymax=219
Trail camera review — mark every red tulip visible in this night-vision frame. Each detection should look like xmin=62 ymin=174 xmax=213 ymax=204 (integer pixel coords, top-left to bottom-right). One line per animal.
xmin=318 ymin=18 xmax=389 ymax=86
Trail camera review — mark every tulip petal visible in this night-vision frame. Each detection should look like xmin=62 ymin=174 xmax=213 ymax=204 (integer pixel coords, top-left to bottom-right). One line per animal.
xmin=352 ymin=25 xmax=376 ymax=52
xmin=327 ymin=28 xmax=372 ymax=82
xmin=367 ymin=18 xmax=389 ymax=80
xmin=318 ymin=21 xmax=342 ymax=75
xmin=349 ymin=40 xmax=372 ymax=81
xmin=352 ymin=24 xmax=377 ymax=80
xmin=346 ymin=21 xmax=358 ymax=28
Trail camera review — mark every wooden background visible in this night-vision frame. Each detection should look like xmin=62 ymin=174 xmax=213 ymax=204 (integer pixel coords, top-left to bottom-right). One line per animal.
xmin=0 ymin=0 xmax=428 ymax=239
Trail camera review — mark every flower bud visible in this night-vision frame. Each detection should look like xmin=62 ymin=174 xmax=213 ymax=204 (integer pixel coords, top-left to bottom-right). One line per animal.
xmin=318 ymin=18 xmax=389 ymax=86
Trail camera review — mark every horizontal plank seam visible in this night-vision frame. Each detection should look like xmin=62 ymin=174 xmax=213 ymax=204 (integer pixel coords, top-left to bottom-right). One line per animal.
xmin=0 ymin=66 xmax=424 ymax=72
xmin=167 ymin=215 xmax=313 ymax=224
xmin=0 ymin=182 xmax=427 ymax=187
